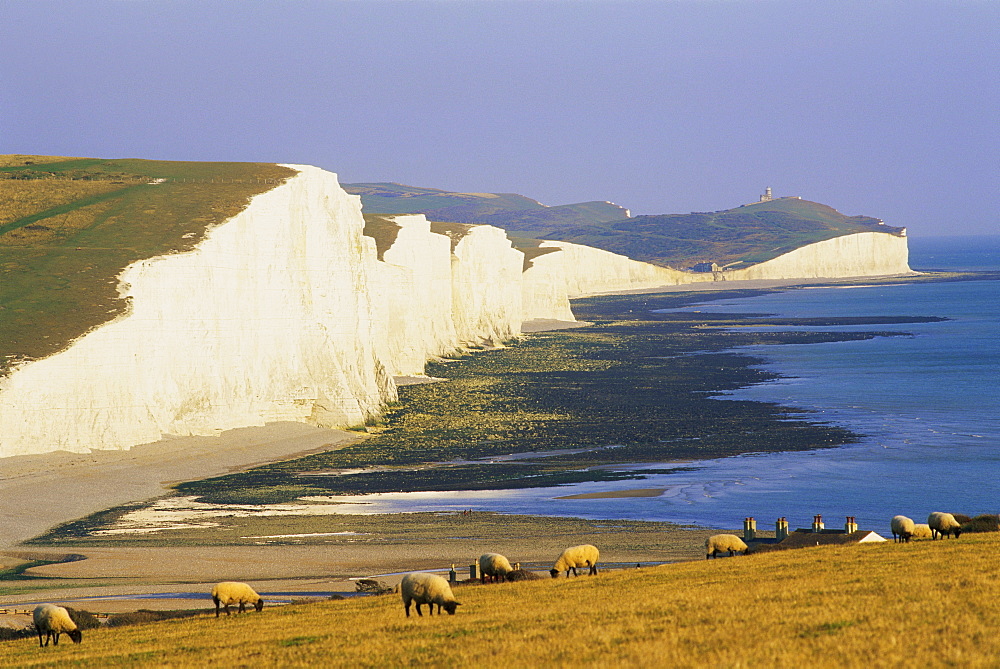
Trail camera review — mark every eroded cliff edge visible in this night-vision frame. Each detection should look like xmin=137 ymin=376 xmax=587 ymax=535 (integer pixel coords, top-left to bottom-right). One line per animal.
xmin=0 ymin=165 xmax=911 ymax=457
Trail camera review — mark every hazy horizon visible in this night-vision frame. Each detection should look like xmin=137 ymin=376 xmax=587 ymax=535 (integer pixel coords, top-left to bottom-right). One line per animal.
xmin=3 ymin=1 xmax=997 ymax=237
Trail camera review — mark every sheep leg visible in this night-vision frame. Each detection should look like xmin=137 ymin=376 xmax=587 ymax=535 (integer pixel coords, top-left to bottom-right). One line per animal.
xmin=415 ymin=603 xmax=424 ymax=617
xmin=37 ymin=629 xmax=44 ymax=647
xmin=53 ymin=632 xmax=60 ymax=646
xmin=404 ymin=600 xmax=412 ymax=617
xmin=238 ymin=602 xmax=246 ymax=614
xmin=589 ymin=564 xmax=598 ymax=575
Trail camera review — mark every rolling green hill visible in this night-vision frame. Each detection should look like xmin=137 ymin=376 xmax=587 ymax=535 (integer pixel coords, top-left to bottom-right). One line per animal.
xmin=346 ymin=182 xmax=906 ymax=269
xmin=343 ymin=182 xmax=629 ymax=232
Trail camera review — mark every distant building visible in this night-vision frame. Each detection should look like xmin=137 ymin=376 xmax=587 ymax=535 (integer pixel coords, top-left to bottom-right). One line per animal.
xmin=742 ymin=515 xmax=886 ymax=553
xmin=740 ymin=186 xmax=802 ymax=207
xmin=690 ymin=262 xmax=721 ymax=273
xmin=741 ymin=187 xmax=801 ymax=207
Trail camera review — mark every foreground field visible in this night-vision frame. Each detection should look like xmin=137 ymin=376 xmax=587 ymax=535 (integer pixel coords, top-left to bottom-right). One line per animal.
xmin=5 ymin=533 xmax=998 ymax=668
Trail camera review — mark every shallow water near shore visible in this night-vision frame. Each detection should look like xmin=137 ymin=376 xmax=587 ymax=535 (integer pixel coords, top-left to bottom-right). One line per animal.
xmin=343 ymin=238 xmax=1000 ymax=532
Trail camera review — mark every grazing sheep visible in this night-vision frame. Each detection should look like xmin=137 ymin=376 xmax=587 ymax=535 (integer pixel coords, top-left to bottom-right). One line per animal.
xmin=32 ymin=604 xmax=82 ymax=647
xmin=891 ymin=515 xmax=916 ymax=543
xmin=479 ymin=553 xmax=514 ymax=584
xmin=928 ymin=512 xmax=963 ymax=540
xmin=401 ymin=572 xmax=460 ymax=617
xmin=705 ymin=534 xmax=749 ymax=559
xmin=550 ymin=544 xmax=600 ymax=578
xmin=911 ymin=523 xmax=933 ymax=540
xmin=211 ymin=582 xmax=264 ymax=617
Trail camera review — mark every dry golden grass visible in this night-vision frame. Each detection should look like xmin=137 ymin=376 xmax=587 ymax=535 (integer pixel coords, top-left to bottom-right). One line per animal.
xmin=5 ymin=533 xmax=1000 ymax=667
xmin=0 ymin=181 xmax=123 ymax=229
xmin=0 ymin=156 xmax=78 ymax=168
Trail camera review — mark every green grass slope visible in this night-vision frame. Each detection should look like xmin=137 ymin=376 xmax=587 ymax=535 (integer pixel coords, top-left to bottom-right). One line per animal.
xmin=559 ymin=198 xmax=906 ymax=269
xmin=0 ymin=156 xmax=294 ymax=376
xmin=4 ymin=534 xmax=1000 ymax=667
xmin=346 ymin=181 xmax=905 ymax=270
xmin=344 ymin=181 xmax=629 ymax=231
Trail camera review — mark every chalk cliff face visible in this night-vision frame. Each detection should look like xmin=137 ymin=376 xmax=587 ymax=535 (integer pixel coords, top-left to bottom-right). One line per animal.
xmin=520 ymin=249 xmax=575 ymax=322
xmin=450 ymin=225 xmax=525 ymax=346
xmin=723 ymin=231 xmax=911 ymax=281
xmin=369 ymin=214 xmax=457 ymax=376
xmin=535 ymin=240 xmax=690 ymax=298
xmin=0 ymin=164 xmax=912 ymax=457
xmin=0 ymin=166 xmax=393 ymax=456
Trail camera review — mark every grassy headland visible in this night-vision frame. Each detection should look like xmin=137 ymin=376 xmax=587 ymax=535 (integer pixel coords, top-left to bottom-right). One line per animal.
xmin=0 ymin=156 xmax=294 ymax=374
xmin=4 ymin=533 xmax=999 ymax=667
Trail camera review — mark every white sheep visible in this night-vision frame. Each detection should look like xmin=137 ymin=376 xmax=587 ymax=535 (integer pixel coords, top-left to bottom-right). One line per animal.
xmin=705 ymin=534 xmax=749 ymax=559
xmin=32 ymin=604 xmax=82 ymax=647
xmin=211 ymin=582 xmax=264 ymax=617
xmin=401 ymin=572 xmax=461 ymax=617
xmin=479 ymin=553 xmax=514 ymax=584
xmin=928 ymin=512 xmax=963 ymax=539
xmin=891 ymin=515 xmax=916 ymax=543
xmin=911 ymin=523 xmax=933 ymax=540
xmin=549 ymin=544 xmax=600 ymax=578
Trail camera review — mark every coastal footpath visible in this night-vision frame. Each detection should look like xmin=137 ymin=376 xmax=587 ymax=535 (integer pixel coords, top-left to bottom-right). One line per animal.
xmin=0 ymin=165 xmax=911 ymax=457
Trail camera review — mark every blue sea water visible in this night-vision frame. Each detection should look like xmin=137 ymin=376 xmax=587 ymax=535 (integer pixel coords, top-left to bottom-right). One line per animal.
xmin=325 ymin=236 xmax=1000 ymax=534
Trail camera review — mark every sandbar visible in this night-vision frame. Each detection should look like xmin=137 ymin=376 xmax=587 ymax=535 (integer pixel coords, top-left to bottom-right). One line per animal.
xmin=556 ymin=488 xmax=668 ymax=499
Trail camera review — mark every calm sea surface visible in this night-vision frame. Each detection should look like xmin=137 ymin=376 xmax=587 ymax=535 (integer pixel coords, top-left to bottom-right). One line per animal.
xmin=328 ymin=236 xmax=1000 ymax=533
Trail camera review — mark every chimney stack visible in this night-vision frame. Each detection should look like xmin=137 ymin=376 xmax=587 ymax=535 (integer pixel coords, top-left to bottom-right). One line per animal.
xmin=744 ymin=517 xmax=757 ymax=541
xmin=812 ymin=514 xmax=825 ymax=533
xmin=845 ymin=516 xmax=858 ymax=534
xmin=775 ymin=517 xmax=789 ymax=541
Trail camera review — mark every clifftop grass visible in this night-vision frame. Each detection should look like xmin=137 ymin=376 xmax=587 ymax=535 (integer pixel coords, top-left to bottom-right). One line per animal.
xmin=4 ymin=533 xmax=999 ymax=667
xmin=0 ymin=156 xmax=294 ymax=375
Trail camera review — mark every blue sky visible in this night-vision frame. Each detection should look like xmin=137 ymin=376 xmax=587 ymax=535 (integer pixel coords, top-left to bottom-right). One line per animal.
xmin=3 ymin=1 xmax=997 ymax=236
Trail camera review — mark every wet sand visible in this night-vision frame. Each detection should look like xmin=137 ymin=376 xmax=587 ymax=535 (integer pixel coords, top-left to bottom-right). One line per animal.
xmin=0 ymin=523 xmax=714 ymax=615
xmin=556 ymin=488 xmax=669 ymax=499
xmin=0 ymin=422 xmax=363 ymax=550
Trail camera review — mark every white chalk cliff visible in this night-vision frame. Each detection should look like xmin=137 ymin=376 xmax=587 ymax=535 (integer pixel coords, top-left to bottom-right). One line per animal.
xmin=720 ymin=232 xmax=911 ymax=280
xmin=0 ymin=165 xmax=911 ymax=457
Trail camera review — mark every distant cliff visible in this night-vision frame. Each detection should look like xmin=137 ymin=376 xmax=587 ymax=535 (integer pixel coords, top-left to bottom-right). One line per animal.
xmin=0 ymin=165 xmax=912 ymax=457
xmin=347 ymin=182 xmax=908 ymax=271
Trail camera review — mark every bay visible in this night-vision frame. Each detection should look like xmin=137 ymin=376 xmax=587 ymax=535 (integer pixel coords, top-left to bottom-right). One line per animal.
xmin=323 ymin=236 xmax=1000 ymax=535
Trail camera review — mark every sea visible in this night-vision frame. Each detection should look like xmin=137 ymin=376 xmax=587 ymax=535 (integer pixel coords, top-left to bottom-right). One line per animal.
xmin=319 ymin=235 xmax=1000 ymax=533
